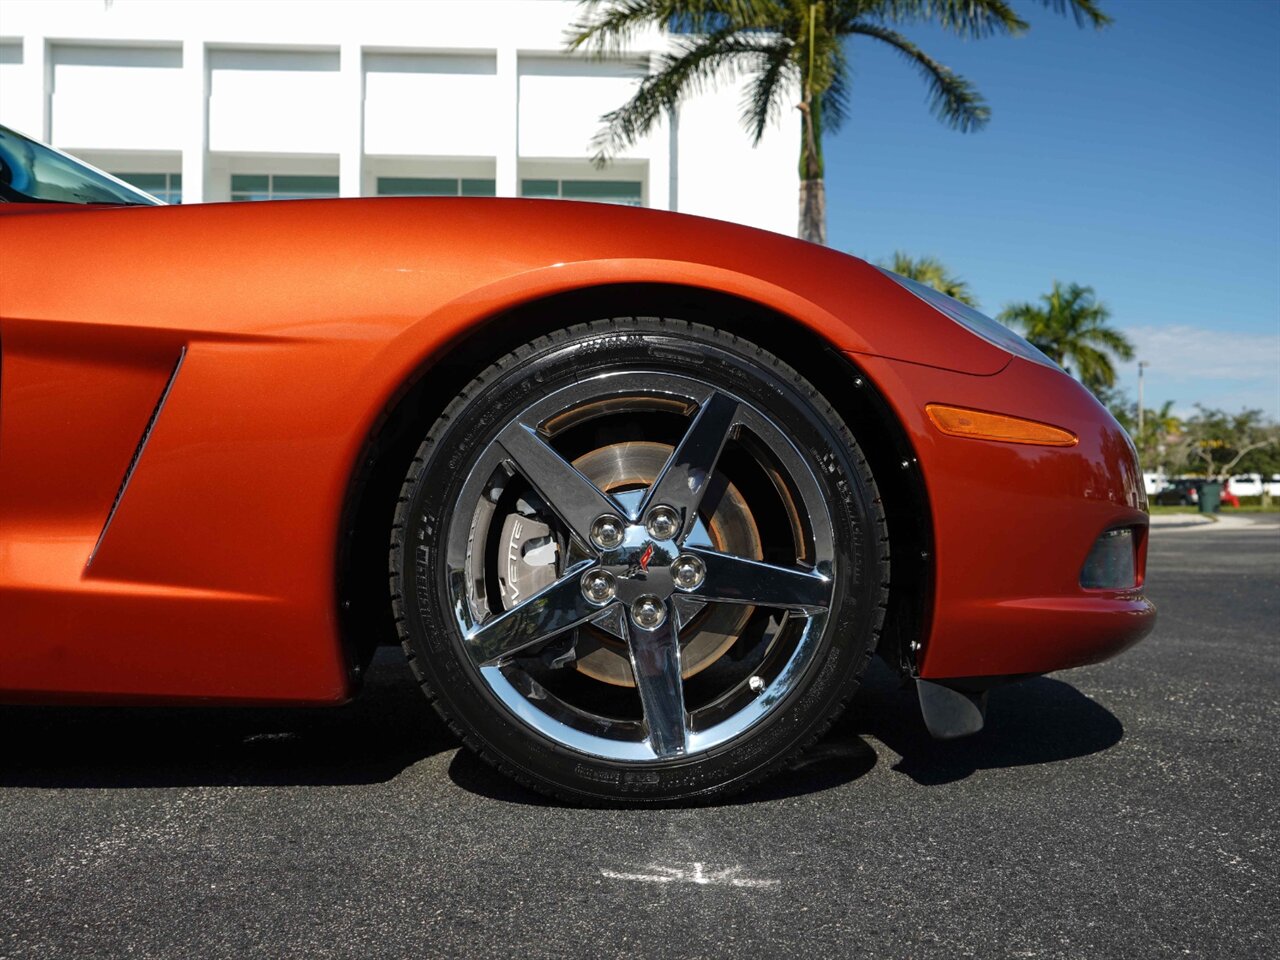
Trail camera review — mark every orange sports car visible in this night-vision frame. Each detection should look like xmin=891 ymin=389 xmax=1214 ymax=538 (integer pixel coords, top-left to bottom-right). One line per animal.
xmin=0 ymin=126 xmax=1154 ymax=803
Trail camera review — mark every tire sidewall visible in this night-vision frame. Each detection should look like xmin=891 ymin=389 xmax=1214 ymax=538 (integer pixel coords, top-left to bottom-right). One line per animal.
xmin=398 ymin=321 xmax=883 ymax=802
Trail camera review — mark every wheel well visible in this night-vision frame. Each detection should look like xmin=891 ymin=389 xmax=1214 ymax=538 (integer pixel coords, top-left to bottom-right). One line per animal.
xmin=337 ymin=283 xmax=933 ymax=682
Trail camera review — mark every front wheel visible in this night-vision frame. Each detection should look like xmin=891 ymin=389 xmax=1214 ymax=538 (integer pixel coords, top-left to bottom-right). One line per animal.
xmin=390 ymin=319 xmax=888 ymax=803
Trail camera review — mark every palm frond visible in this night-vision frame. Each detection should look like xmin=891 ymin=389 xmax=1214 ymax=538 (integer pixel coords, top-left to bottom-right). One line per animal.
xmin=1087 ymin=325 xmax=1135 ymax=361
xmin=1033 ymin=0 xmax=1112 ymax=29
xmin=846 ymin=21 xmax=990 ymax=132
xmin=589 ymin=29 xmax=783 ymax=160
xmin=568 ymin=0 xmax=677 ymax=55
xmin=570 ymin=0 xmax=786 ymax=54
xmin=820 ymin=42 xmax=851 ymax=131
xmin=998 ymin=302 xmax=1044 ymax=337
xmin=879 ymin=251 xmax=977 ymax=306
xmin=846 ymin=0 xmax=1028 ymax=39
xmin=1072 ymin=344 xmax=1119 ymax=390
xmin=741 ymin=38 xmax=798 ymax=142
xmin=1000 ymin=281 xmax=1131 ymax=392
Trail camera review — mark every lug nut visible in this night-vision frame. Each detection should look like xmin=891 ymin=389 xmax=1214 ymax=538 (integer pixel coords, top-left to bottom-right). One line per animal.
xmin=631 ymin=595 xmax=666 ymax=630
xmin=671 ymin=554 xmax=706 ymax=591
xmin=645 ymin=505 xmax=680 ymax=541
xmin=590 ymin=514 xmax=625 ymax=550
xmin=581 ymin=569 xmax=617 ymax=605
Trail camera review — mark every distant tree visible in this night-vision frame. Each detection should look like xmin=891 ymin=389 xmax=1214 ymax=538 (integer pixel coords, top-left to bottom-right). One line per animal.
xmin=879 ymin=252 xmax=976 ymax=306
xmin=999 ymin=281 xmax=1134 ymax=394
xmin=568 ymin=1 xmax=1111 ymax=244
xmin=1176 ymin=406 xmax=1280 ymax=483
xmin=1109 ymin=392 xmax=1182 ymax=474
xmin=1143 ymin=400 xmax=1184 ymax=474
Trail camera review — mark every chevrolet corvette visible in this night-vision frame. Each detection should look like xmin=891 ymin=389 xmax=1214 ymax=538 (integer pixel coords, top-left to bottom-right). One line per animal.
xmin=0 ymin=125 xmax=1154 ymax=803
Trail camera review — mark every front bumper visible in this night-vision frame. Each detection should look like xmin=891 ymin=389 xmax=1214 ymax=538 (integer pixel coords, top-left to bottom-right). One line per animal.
xmin=852 ymin=352 xmax=1156 ymax=678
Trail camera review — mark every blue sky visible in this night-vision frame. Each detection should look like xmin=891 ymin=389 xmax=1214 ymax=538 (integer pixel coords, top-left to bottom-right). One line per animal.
xmin=823 ymin=0 xmax=1280 ymax=418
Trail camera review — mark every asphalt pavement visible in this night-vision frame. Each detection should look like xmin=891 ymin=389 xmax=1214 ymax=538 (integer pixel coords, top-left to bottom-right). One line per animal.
xmin=2 ymin=516 xmax=1277 ymax=959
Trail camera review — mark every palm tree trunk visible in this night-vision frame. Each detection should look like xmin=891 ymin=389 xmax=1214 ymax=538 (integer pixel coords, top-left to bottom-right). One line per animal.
xmin=796 ymin=4 xmax=826 ymax=245
xmin=799 ymin=179 xmax=826 ymax=244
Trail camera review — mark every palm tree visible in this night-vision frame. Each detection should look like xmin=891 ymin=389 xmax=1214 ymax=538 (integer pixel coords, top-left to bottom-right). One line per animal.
xmin=998 ymin=281 xmax=1134 ymax=393
xmin=568 ymin=1 xmax=1111 ymax=244
xmin=1143 ymin=399 xmax=1181 ymax=474
xmin=879 ymin=251 xmax=976 ymax=306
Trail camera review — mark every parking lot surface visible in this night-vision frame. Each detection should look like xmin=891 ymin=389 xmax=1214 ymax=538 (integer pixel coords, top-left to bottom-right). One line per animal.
xmin=2 ymin=517 xmax=1277 ymax=959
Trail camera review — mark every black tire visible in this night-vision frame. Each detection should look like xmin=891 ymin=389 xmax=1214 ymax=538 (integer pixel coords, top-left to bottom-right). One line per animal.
xmin=390 ymin=318 xmax=888 ymax=804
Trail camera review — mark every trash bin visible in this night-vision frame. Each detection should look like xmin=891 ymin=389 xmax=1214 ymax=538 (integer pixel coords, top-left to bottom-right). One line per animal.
xmin=1199 ymin=481 xmax=1222 ymax=514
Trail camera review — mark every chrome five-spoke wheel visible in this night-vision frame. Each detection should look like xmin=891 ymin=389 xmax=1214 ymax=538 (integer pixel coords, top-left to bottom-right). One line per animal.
xmin=392 ymin=319 xmax=887 ymax=803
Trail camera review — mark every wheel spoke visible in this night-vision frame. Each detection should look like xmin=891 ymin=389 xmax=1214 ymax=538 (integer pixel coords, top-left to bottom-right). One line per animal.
xmin=625 ymin=608 xmax=688 ymax=757
xmin=670 ymin=594 xmax=706 ymax=629
xmin=496 ymin=423 xmax=621 ymax=549
xmin=466 ymin=562 xmax=608 ymax=665
xmin=685 ymin=548 xmax=832 ymax=613
xmin=640 ymin=391 xmax=739 ymax=539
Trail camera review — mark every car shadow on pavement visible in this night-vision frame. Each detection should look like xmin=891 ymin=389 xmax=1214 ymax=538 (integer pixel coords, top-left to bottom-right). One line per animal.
xmin=847 ymin=659 xmax=1126 ymax=786
xmin=447 ymin=658 xmax=1124 ymax=806
xmin=0 ymin=650 xmax=1123 ymax=796
xmin=0 ymin=648 xmax=457 ymax=788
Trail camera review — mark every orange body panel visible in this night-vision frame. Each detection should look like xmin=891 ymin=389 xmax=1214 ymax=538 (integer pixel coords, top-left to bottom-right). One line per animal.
xmin=0 ymin=198 xmax=1152 ymax=704
xmin=851 ymin=354 xmax=1153 ymax=678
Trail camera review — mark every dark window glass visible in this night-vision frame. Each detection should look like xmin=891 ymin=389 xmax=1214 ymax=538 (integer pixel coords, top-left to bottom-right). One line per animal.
xmin=520 ymin=179 xmax=559 ymax=198
xmin=270 ymin=175 xmax=339 ymax=198
xmin=231 ymin=173 xmax=338 ymax=201
xmin=561 ymin=180 xmax=643 ymax=204
xmin=521 ymin=178 xmax=642 ymax=206
xmin=231 ymin=174 xmax=268 ymax=192
xmin=377 ymin=177 xmax=497 ymax=197
xmin=378 ymin=177 xmax=458 ymax=196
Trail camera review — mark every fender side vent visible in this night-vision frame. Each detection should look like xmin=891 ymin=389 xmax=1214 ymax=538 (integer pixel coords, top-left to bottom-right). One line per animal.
xmin=86 ymin=346 xmax=187 ymax=570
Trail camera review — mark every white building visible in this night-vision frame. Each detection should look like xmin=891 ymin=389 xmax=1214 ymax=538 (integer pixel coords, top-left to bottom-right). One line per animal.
xmin=0 ymin=0 xmax=800 ymax=235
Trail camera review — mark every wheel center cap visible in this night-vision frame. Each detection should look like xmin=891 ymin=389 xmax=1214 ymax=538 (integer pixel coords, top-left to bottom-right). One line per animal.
xmin=598 ymin=524 xmax=680 ymax=600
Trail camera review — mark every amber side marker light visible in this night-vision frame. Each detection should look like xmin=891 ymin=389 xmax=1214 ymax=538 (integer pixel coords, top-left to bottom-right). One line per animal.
xmin=925 ymin=403 xmax=1078 ymax=447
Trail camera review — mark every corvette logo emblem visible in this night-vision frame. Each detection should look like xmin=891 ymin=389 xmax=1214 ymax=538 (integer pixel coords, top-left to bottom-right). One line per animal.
xmin=638 ymin=542 xmax=655 ymax=572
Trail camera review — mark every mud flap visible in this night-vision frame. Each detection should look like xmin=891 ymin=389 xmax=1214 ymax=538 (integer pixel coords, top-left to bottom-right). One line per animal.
xmin=917 ymin=679 xmax=988 ymax=739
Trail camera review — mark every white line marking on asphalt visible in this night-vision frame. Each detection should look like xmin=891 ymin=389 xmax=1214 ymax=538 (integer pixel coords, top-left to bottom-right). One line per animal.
xmin=600 ymin=862 xmax=780 ymax=888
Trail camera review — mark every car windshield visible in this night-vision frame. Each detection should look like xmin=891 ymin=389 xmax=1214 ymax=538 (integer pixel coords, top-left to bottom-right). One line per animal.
xmin=0 ymin=125 xmax=159 ymax=206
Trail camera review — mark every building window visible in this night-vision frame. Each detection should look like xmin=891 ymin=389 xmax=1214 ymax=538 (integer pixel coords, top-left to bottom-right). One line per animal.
xmin=377 ymin=177 xmax=496 ymax=197
xmin=230 ymin=174 xmax=339 ymax=201
xmin=520 ymin=179 xmax=643 ymax=206
xmin=113 ymin=172 xmax=182 ymax=204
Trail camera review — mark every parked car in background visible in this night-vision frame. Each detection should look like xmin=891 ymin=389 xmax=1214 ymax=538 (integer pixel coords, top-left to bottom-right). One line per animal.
xmin=1226 ymin=474 xmax=1280 ymax=497
xmin=1152 ymin=479 xmax=1203 ymax=506
xmin=1142 ymin=471 xmax=1169 ymax=497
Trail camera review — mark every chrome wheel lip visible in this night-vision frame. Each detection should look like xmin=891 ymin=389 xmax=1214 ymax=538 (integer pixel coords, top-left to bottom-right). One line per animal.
xmin=480 ymin=612 xmax=830 ymax=761
xmin=443 ymin=370 xmax=837 ymax=763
